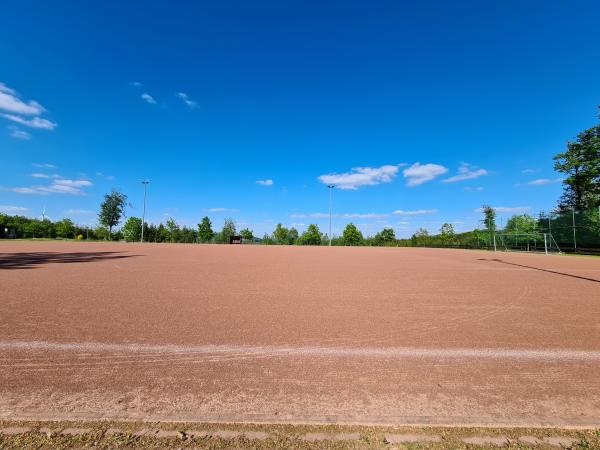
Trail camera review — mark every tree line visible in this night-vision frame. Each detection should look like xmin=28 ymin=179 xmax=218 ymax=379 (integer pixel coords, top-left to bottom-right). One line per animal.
xmin=2 ymin=107 xmax=598 ymax=246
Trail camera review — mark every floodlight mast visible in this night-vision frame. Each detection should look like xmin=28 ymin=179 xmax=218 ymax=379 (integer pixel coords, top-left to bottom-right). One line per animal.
xmin=141 ymin=180 xmax=150 ymax=243
xmin=327 ymin=185 xmax=335 ymax=246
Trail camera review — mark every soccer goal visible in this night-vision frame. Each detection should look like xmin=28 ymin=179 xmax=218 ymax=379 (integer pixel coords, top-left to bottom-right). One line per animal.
xmin=494 ymin=232 xmax=562 ymax=254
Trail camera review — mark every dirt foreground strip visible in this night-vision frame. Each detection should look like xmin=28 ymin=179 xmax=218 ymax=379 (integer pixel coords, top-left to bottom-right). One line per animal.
xmin=2 ymin=242 xmax=600 ymax=427
xmin=5 ymin=340 xmax=600 ymax=361
xmin=1 ymin=420 xmax=599 ymax=449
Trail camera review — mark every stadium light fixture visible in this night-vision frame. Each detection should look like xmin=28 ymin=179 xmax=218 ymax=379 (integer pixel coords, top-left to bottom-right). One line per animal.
xmin=327 ymin=184 xmax=335 ymax=246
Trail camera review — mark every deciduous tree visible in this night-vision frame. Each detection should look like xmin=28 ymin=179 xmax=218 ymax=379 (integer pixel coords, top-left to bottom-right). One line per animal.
xmin=98 ymin=190 xmax=128 ymax=238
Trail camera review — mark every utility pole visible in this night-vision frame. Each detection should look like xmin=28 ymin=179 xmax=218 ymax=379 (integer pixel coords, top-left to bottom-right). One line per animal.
xmin=327 ymin=185 xmax=335 ymax=246
xmin=141 ymin=180 xmax=150 ymax=243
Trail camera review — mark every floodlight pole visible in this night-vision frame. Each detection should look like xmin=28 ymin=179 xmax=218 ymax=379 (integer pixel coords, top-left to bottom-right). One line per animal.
xmin=327 ymin=185 xmax=335 ymax=246
xmin=141 ymin=180 xmax=150 ymax=243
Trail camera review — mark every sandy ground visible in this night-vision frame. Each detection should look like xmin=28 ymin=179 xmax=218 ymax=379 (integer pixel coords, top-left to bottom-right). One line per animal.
xmin=1 ymin=241 xmax=599 ymax=426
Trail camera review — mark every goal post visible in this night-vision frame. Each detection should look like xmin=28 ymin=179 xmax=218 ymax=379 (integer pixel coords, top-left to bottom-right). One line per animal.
xmin=493 ymin=232 xmax=561 ymax=254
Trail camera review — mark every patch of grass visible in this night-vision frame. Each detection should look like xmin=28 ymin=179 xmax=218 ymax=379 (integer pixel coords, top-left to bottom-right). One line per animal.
xmin=1 ymin=420 xmax=600 ymax=449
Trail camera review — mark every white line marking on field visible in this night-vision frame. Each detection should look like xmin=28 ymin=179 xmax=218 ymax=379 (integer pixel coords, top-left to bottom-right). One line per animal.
xmin=2 ymin=341 xmax=600 ymax=362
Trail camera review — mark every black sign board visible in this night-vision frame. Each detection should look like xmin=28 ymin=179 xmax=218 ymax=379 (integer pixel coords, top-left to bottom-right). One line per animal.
xmin=229 ymin=235 xmax=242 ymax=244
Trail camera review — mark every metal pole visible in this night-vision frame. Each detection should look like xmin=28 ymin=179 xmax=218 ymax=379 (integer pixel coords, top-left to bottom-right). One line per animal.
xmin=493 ymin=234 xmax=497 ymax=252
xmin=572 ymin=208 xmax=577 ymax=250
xmin=141 ymin=180 xmax=149 ymax=243
xmin=327 ymin=185 xmax=334 ymax=246
xmin=544 ymin=233 xmax=548 ymax=255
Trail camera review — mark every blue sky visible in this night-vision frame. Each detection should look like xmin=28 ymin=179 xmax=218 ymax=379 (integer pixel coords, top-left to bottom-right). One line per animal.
xmin=1 ymin=0 xmax=599 ymax=238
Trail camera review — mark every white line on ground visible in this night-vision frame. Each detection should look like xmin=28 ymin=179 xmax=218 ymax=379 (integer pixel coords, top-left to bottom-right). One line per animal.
xmin=2 ymin=340 xmax=600 ymax=362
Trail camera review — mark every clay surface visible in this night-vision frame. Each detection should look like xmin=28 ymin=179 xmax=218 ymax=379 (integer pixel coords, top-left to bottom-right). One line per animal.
xmin=1 ymin=242 xmax=599 ymax=426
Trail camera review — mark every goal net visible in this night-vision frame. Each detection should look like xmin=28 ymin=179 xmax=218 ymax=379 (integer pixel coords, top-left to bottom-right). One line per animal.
xmin=494 ymin=232 xmax=562 ymax=254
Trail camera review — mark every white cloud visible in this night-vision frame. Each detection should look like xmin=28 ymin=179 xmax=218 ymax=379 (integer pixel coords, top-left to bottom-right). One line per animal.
xmin=3 ymin=114 xmax=57 ymax=130
xmin=464 ymin=186 xmax=484 ymax=192
xmin=141 ymin=93 xmax=157 ymax=104
xmin=0 ymin=82 xmax=45 ymax=115
xmin=7 ymin=179 xmax=92 ymax=196
xmin=176 ymin=92 xmax=198 ymax=109
xmin=522 ymin=168 xmax=537 ymax=174
xmin=0 ymin=205 xmax=29 ymax=213
xmin=343 ymin=213 xmax=388 ymax=219
xmin=30 ymin=173 xmax=50 ymax=178
xmin=64 ymin=209 xmax=94 ymax=216
xmin=207 ymin=207 xmax=239 ymax=213
xmin=442 ymin=163 xmax=488 ymax=183
xmin=256 ymin=179 xmax=274 ymax=186
xmin=318 ymin=164 xmax=402 ymax=190
xmin=0 ymin=83 xmax=56 ymax=136
xmin=130 ymin=81 xmax=143 ymax=87
xmin=475 ymin=206 xmax=531 ymax=214
xmin=54 ymin=179 xmax=92 ymax=188
xmin=527 ymin=178 xmax=562 ymax=186
xmin=9 ymin=126 xmax=30 ymax=140
xmin=96 ymin=172 xmax=115 ymax=181
xmin=392 ymin=209 xmax=437 ymax=216
xmin=290 ymin=212 xmax=389 ymax=219
xmin=33 ymin=163 xmax=57 ymax=169
xmin=402 ymin=163 xmax=448 ymax=187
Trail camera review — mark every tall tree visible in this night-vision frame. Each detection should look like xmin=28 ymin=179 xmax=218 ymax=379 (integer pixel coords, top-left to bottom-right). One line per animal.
xmin=220 ymin=218 xmax=237 ymax=243
xmin=55 ymin=218 xmax=76 ymax=238
xmin=288 ymin=227 xmax=299 ymax=244
xmin=481 ymin=205 xmax=496 ymax=247
xmin=165 ymin=218 xmax=179 ymax=243
xmin=373 ymin=227 xmax=395 ymax=246
xmin=342 ymin=223 xmax=363 ymax=246
xmin=240 ymin=228 xmax=253 ymax=241
xmin=553 ymin=110 xmax=600 ymax=211
xmin=504 ymin=214 xmax=536 ymax=234
xmin=197 ymin=216 xmax=214 ymax=243
xmin=273 ymin=223 xmax=290 ymax=244
xmin=300 ymin=224 xmax=322 ymax=245
xmin=439 ymin=223 xmax=455 ymax=245
xmin=98 ymin=190 xmax=128 ymax=239
xmin=122 ymin=217 xmax=142 ymax=242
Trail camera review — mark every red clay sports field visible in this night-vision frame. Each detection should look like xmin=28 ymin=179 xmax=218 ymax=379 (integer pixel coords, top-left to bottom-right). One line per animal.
xmin=1 ymin=241 xmax=600 ymax=426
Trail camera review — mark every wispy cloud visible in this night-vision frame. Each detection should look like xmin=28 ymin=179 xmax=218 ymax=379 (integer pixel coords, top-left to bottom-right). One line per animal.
xmin=290 ymin=212 xmax=389 ymax=219
xmin=318 ymin=164 xmax=403 ymax=190
xmin=207 ymin=207 xmax=239 ymax=213
xmin=442 ymin=163 xmax=488 ymax=183
xmin=96 ymin=172 xmax=115 ymax=181
xmin=464 ymin=186 xmax=484 ymax=192
xmin=527 ymin=178 xmax=562 ymax=186
xmin=392 ymin=209 xmax=438 ymax=216
xmin=64 ymin=209 xmax=94 ymax=216
xmin=33 ymin=163 xmax=57 ymax=169
xmin=256 ymin=179 xmax=273 ymax=186
xmin=475 ymin=206 xmax=531 ymax=214
xmin=176 ymin=92 xmax=198 ymax=109
xmin=0 ymin=82 xmax=44 ymax=115
xmin=0 ymin=205 xmax=29 ymax=213
xmin=402 ymin=163 xmax=448 ymax=187
xmin=521 ymin=168 xmax=537 ymax=174
xmin=141 ymin=93 xmax=157 ymax=105
xmin=3 ymin=114 xmax=57 ymax=130
xmin=130 ymin=81 xmax=143 ymax=87
xmin=8 ymin=126 xmax=30 ymax=140
xmin=0 ymin=82 xmax=57 ymax=136
xmin=6 ymin=179 xmax=93 ymax=196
